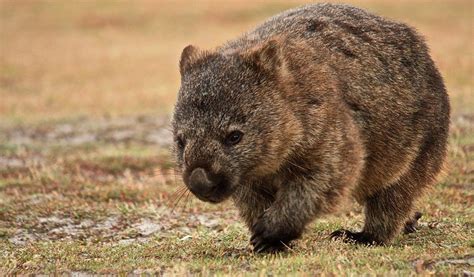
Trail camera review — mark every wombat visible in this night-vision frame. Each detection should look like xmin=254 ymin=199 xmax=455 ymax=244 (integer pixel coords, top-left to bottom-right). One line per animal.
xmin=171 ymin=3 xmax=450 ymax=253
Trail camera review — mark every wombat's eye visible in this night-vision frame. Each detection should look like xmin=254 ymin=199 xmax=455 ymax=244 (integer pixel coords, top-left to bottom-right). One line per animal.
xmin=176 ymin=136 xmax=186 ymax=150
xmin=224 ymin=130 xmax=243 ymax=146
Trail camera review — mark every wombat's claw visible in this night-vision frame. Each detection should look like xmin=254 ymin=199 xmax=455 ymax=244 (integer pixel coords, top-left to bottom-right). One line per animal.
xmin=250 ymin=233 xmax=286 ymax=253
xmin=254 ymin=242 xmax=286 ymax=254
xmin=403 ymin=212 xmax=422 ymax=234
xmin=330 ymin=229 xmax=378 ymax=245
xmin=250 ymin=221 xmax=291 ymax=253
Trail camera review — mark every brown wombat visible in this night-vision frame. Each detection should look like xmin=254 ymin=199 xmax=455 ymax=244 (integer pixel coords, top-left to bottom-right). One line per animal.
xmin=171 ymin=3 xmax=450 ymax=253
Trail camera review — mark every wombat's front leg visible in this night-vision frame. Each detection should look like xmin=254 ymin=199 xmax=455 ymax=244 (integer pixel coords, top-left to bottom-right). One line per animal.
xmin=250 ymin=179 xmax=334 ymax=253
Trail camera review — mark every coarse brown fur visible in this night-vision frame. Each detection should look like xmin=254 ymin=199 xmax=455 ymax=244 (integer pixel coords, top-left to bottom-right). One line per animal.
xmin=171 ymin=3 xmax=450 ymax=252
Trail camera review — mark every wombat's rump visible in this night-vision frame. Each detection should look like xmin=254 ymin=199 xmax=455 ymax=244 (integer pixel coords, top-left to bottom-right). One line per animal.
xmin=172 ymin=3 xmax=450 ymax=252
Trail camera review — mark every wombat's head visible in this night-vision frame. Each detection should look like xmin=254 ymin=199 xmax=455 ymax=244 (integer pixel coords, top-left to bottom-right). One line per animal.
xmin=172 ymin=39 xmax=301 ymax=203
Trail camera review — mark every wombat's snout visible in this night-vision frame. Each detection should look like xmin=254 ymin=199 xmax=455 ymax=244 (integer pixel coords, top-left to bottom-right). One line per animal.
xmin=187 ymin=168 xmax=227 ymax=202
xmin=188 ymin=168 xmax=215 ymax=194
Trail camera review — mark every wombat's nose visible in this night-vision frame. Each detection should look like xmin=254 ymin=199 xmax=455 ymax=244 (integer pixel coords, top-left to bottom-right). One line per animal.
xmin=188 ymin=168 xmax=217 ymax=196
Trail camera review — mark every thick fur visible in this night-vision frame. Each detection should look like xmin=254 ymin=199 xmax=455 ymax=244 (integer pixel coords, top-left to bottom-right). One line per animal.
xmin=172 ymin=4 xmax=450 ymax=252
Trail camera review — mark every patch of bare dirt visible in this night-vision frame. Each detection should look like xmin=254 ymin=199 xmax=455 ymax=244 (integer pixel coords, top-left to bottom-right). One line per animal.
xmin=6 ymin=206 xmax=238 ymax=247
xmin=412 ymin=255 xmax=474 ymax=274
xmin=1 ymin=115 xmax=173 ymax=148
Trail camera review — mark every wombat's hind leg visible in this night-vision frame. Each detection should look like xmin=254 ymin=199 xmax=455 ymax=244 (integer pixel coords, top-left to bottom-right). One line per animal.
xmin=403 ymin=211 xmax=422 ymax=234
xmin=331 ymin=130 xmax=446 ymax=245
xmin=331 ymin=182 xmax=416 ymax=245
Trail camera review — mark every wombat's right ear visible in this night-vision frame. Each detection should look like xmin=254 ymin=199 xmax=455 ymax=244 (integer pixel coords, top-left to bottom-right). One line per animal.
xmin=179 ymin=45 xmax=199 ymax=75
xmin=243 ymin=39 xmax=283 ymax=72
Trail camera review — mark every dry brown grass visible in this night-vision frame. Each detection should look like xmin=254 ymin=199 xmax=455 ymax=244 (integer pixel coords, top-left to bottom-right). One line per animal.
xmin=1 ymin=0 xmax=472 ymax=124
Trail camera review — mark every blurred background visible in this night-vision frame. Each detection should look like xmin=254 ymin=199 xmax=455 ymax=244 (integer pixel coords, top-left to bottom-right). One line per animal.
xmin=0 ymin=0 xmax=472 ymax=124
xmin=0 ymin=0 xmax=472 ymax=274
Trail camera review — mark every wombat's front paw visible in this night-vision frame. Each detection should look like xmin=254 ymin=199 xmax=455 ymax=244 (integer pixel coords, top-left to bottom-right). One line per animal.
xmin=250 ymin=218 xmax=300 ymax=253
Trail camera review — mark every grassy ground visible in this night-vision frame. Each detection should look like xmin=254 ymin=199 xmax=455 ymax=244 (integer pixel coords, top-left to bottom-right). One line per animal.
xmin=1 ymin=0 xmax=473 ymax=275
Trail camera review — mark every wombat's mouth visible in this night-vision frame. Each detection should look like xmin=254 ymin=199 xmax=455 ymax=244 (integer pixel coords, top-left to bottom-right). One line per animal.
xmin=190 ymin=181 xmax=235 ymax=204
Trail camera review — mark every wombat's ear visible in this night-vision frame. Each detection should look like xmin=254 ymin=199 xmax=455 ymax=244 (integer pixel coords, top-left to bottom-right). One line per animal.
xmin=180 ymin=45 xmax=199 ymax=75
xmin=242 ymin=39 xmax=283 ymax=74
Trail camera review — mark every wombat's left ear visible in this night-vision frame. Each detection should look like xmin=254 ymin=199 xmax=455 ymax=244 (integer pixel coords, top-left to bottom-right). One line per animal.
xmin=242 ymin=39 xmax=284 ymax=74
xmin=180 ymin=45 xmax=199 ymax=75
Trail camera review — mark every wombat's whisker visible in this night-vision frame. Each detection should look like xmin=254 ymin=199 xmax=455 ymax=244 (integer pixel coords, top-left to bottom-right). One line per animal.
xmin=182 ymin=190 xmax=192 ymax=212
xmin=168 ymin=185 xmax=187 ymax=203
xmin=170 ymin=187 xmax=189 ymax=214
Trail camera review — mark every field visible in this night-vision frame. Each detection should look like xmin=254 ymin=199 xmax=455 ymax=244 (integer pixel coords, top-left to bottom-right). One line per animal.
xmin=1 ymin=0 xmax=473 ymax=275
